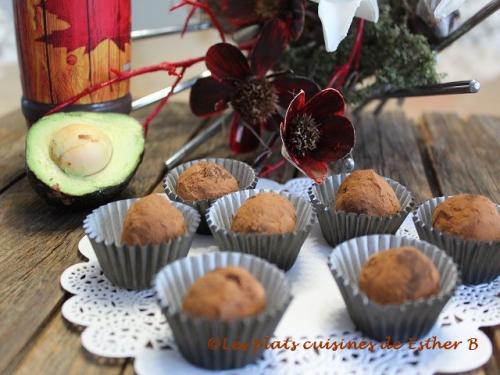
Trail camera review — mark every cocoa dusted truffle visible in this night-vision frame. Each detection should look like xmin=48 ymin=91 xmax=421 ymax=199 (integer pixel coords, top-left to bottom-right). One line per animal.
xmin=231 ymin=193 xmax=296 ymax=234
xmin=334 ymin=169 xmax=401 ymax=216
xmin=176 ymin=161 xmax=239 ymax=201
xmin=182 ymin=266 xmax=266 ymax=320
xmin=359 ymin=246 xmax=440 ymax=305
xmin=121 ymin=194 xmax=186 ymax=246
xmin=432 ymin=194 xmax=500 ymax=241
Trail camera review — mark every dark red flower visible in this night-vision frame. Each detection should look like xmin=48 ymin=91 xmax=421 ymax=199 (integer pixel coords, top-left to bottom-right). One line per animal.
xmin=280 ymin=89 xmax=355 ymax=183
xmin=190 ymin=43 xmax=320 ymax=153
xmin=209 ymin=0 xmax=305 ymax=71
xmin=213 ymin=0 xmax=304 ymax=40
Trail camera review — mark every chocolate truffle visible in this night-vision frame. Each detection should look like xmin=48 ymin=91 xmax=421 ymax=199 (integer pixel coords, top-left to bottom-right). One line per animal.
xmin=231 ymin=193 xmax=296 ymax=234
xmin=334 ymin=169 xmax=401 ymax=216
xmin=176 ymin=161 xmax=239 ymax=201
xmin=432 ymin=194 xmax=500 ymax=241
xmin=182 ymin=266 xmax=266 ymax=320
xmin=359 ymin=246 xmax=440 ymax=305
xmin=121 ymin=194 xmax=186 ymax=246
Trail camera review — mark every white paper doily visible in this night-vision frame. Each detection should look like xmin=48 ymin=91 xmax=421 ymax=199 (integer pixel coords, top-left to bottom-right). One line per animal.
xmin=60 ymin=178 xmax=500 ymax=375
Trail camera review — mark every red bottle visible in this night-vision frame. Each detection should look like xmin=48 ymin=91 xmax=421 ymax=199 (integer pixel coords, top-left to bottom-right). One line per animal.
xmin=13 ymin=0 xmax=132 ymax=124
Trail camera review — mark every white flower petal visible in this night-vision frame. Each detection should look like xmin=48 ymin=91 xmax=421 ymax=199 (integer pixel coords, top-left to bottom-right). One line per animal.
xmin=434 ymin=0 xmax=467 ymax=19
xmin=318 ymin=0 xmax=362 ymax=52
xmin=315 ymin=0 xmax=379 ymax=52
xmin=355 ymin=0 xmax=379 ymax=22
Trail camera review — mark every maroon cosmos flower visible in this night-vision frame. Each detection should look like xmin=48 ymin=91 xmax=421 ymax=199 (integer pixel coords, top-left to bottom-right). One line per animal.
xmin=280 ymin=89 xmax=355 ymax=183
xmin=190 ymin=42 xmax=320 ymax=153
xmin=208 ymin=0 xmax=305 ymax=73
xmin=214 ymin=0 xmax=304 ymax=36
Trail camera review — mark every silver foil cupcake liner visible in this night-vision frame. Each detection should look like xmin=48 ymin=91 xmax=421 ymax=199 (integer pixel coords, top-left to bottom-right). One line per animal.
xmin=84 ymin=195 xmax=200 ymax=290
xmin=308 ymin=174 xmax=415 ymax=246
xmin=163 ymin=158 xmax=258 ymax=234
xmin=328 ymin=235 xmax=460 ymax=342
xmin=154 ymin=252 xmax=292 ymax=370
xmin=206 ymin=189 xmax=316 ymax=271
xmin=413 ymin=197 xmax=500 ymax=285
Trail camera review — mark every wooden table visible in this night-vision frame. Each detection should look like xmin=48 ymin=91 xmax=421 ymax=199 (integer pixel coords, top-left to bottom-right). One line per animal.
xmin=0 ymin=105 xmax=498 ymax=375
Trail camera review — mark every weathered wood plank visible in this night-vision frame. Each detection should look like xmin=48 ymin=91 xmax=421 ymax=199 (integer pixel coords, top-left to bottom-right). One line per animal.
xmin=8 ymin=110 xmax=246 ymax=375
xmin=493 ymin=326 xmax=500 ymax=362
xmin=13 ymin=314 xmax=126 ymax=375
xmin=0 ymin=104 xmax=200 ymax=375
xmin=421 ymin=113 xmax=500 ymax=375
xmin=120 ymin=363 xmax=135 ymax=375
xmin=0 ymin=110 xmax=26 ymax=192
xmin=6 ymin=104 xmax=235 ymax=375
xmin=352 ymin=112 xmax=433 ymax=201
xmin=3 ymin=110 xmax=498 ymax=375
xmin=11 ymin=111 xmax=436 ymax=371
xmin=421 ymin=113 xmax=500 ymax=201
xmin=0 ymin=182 xmax=87 ymax=375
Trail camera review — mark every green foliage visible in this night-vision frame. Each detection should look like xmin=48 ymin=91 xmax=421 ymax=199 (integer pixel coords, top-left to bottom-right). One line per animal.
xmin=280 ymin=1 xmax=440 ymax=104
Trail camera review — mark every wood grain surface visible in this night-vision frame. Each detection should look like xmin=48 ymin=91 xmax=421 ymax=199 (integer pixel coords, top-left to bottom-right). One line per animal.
xmin=0 ymin=106 xmax=498 ymax=375
xmin=421 ymin=113 xmax=500 ymax=202
xmin=353 ymin=112 xmax=433 ymax=201
xmin=0 ymin=110 xmax=26 ymax=192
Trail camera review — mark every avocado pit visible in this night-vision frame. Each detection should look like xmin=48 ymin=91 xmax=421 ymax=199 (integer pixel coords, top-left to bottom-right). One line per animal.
xmin=49 ymin=124 xmax=113 ymax=177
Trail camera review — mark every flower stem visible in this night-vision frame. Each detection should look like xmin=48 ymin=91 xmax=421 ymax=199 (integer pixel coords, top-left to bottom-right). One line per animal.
xmin=240 ymin=122 xmax=272 ymax=152
xmin=171 ymin=0 xmax=226 ymax=42
xmin=181 ymin=6 xmax=198 ymax=37
xmin=259 ymin=158 xmax=286 ymax=178
xmin=252 ymin=132 xmax=280 ymax=171
xmin=143 ymin=67 xmax=187 ymax=135
xmin=46 ymin=56 xmax=205 ymax=133
xmin=326 ymin=19 xmax=365 ymax=89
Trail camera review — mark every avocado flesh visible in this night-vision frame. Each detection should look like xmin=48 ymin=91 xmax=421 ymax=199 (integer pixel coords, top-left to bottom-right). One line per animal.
xmin=26 ymin=112 xmax=145 ymax=201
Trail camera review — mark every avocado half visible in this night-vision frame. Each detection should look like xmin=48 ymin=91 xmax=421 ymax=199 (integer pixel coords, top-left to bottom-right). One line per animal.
xmin=26 ymin=112 xmax=145 ymax=208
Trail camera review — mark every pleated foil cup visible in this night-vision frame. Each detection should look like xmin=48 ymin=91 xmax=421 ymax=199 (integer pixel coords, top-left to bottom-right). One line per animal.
xmin=328 ymin=235 xmax=460 ymax=342
xmin=163 ymin=158 xmax=257 ymax=234
xmin=154 ymin=252 xmax=292 ymax=370
xmin=84 ymin=196 xmax=200 ymax=290
xmin=309 ymin=174 xmax=415 ymax=246
xmin=413 ymin=197 xmax=500 ymax=285
xmin=206 ymin=189 xmax=316 ymax=271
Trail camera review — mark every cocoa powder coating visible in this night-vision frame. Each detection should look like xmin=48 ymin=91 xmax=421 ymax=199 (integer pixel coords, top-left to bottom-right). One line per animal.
xmin=432 ymin=194 xmax=500 ymax=241
xmin=334 ymin=169 xmax=401 ymax=216
xmin=359 ymin=246 xmax=441 ymax=305
xmin=176 ymin=161 xmax=239 ymax=201
xmin=231 ymin=192 xmax=296 ymax=234
xmin=121 ymin=194 xmax=186 ymax=246
xmin=182 ymin=266 xmax=266 ymax=320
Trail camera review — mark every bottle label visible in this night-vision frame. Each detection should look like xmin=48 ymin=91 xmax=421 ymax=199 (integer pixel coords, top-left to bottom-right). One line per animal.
xmin=13 ymin=0 xmax=131 ymax=105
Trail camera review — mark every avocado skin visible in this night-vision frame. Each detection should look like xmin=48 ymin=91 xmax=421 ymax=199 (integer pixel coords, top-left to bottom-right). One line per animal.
xmin=26 ymin=152 xmax=144 ymax=209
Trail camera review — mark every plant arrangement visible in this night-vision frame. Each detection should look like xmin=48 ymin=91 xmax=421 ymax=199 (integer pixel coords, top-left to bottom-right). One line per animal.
xmin=48 ymin=0 xmax=500 ymax=183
